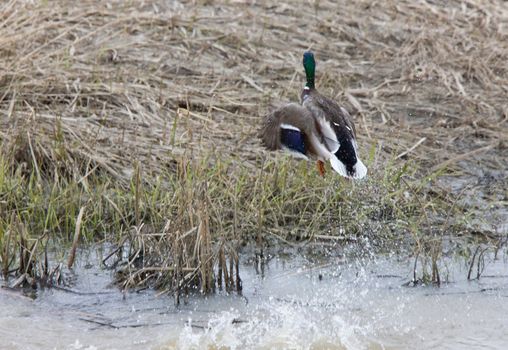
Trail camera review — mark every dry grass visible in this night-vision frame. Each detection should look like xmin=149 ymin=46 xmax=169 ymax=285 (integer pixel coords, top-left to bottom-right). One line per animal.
xmin=1 ymin=0 xmax=507 ymax=292
xmin=2 ymin=0 xmax=507 ymax=177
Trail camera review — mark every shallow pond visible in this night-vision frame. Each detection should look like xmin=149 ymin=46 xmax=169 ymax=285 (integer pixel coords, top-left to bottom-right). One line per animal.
xmin=1 ymin=247 xmax=508 ymax=350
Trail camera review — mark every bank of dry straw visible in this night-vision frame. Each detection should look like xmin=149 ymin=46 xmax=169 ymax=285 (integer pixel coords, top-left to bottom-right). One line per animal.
xmin=1 ymin=0 xmax=507 ymax=292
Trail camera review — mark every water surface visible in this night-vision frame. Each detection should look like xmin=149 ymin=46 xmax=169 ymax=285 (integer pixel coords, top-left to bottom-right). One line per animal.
xmin=1 ymin=248 xmax=508 ymax=349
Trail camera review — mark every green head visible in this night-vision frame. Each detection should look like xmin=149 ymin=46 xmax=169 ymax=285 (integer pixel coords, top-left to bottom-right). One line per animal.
xmin=303 ymin=51 xmax=316 ymax=89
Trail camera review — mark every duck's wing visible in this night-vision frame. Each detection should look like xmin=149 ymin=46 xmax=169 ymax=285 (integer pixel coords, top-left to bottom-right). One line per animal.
xmin=259 ymin=103 xmax=329 ymax=160
xmin=314 ymin=96 xmax=367 ymax=179
xmin=259 ymin=103 xmax=306 ymax=149
xmin=315 ymin=96 xmax=356 ymax=139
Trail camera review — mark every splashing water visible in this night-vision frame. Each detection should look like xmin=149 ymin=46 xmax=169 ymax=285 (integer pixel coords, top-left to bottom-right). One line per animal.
xmin=1 ymin=250 xmax=508 ymax=349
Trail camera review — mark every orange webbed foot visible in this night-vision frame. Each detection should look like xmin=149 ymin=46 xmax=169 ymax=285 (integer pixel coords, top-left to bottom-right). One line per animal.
xmin=316 ymin=160 xmax=326 ymax=177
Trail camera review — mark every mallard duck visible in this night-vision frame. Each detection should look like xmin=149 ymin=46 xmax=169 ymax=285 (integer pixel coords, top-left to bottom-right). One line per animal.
xmin=259 ymin=51 xmax=367 ymax=180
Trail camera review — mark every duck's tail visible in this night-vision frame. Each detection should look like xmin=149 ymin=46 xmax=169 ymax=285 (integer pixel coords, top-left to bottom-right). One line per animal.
xmin=352 ymin=158 xmax=368 ymax=179
xmin=329 ymin=156 xmax=367 ymax=180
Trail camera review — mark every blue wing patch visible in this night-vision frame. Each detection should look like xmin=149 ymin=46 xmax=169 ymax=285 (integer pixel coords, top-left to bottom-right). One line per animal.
xmin=280 ymin=126 xmax=306 ymax=155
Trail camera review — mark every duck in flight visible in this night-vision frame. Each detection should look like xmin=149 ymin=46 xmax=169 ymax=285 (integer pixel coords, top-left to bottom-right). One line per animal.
xmin=259 ymin=51 xmax=367 ymax=180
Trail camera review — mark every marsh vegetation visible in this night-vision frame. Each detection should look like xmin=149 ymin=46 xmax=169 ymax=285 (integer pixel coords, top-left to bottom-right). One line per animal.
xmin=0 ymin=0 xmax=507 ymax=299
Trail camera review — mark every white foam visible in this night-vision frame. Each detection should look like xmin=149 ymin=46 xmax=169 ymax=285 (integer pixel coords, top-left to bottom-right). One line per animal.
xmin=176 ymin=299 xmax=366 ymax=350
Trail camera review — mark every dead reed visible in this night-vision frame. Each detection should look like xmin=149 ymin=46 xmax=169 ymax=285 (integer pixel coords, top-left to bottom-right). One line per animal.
xmin=1 ymin=0 xmax=507 ymax=291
